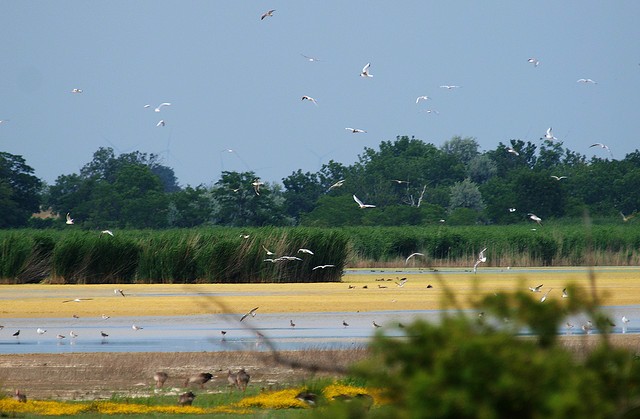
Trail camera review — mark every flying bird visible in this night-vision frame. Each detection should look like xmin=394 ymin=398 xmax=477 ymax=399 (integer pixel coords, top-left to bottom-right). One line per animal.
xmin=562 ymin=288 xmax=569 ymax=298
xmin=260 ymin=9 xmax=275 ymax=20
xmin=70 ymin=331 xmax=78 ymax=338
xmin=62 ymin=298 xmax=93 ymax=303
xmin=540 ymin=288 xmax=552 ymax=302
xmin=360 ymin=63 xmax=373 ymax=78
xmin=353 ymin=194 xmax=376 ymax=208
xmin=620 ymin=211 xmax=637 ymax=222
xmin=13 ymin=330 xmax=20 ymax=337
xmin=312 ymin=264 xmax=335 ymax=270
xmin=507 ymin=147 xmax=520 ymax=156
xmin=473 ymin=248 xmax=487 ymax=273
xmin=577 ymin=78 xmax=597 ymax=84
xmin=421 ymin=109 xmax=440 ymax=115
xmin=416 ymin=95 xmax=430 ymax=103
xmin=327 ymin=179 xmax=345 ymax=191
xmin=527 ymin=58 xmax=539 ymax=67
xmin=372 ymin=321 xmax=382 ymax=328
xmin=66 ymin=213 xmax=74 ymax=225
xmin=297 ymin=248 xmax=314 ymax=255
xmin=71 ymin=88 xmax=83 ymax=93
xmin=132 ymin=324 xmax=143 ymax=331
xmin=301 ymin=54 xmax=320 ymax=62
xmin=101 ymin=314 xmax=111 ymax=320
xmin=240 ymin=307 xmax=259 ymax=322
xmin=395 ymin=278 xmax=408 ymax=287
xmin=101 ymin=230 xmax=114 ymax=236
xmin=528 ymin=284 xmax=544 ymax=292
xmin=154 ymin=102 xmax=171 ymax=112
xmin=550 ymin=175 xmax=567 ymax=180
xmin=528 ymin=213 xmax=543 ymax=225
xmin=590 ymin=143 xmax=612 ymax=156
xmin=262 ymin=245 xmax=274 ymax=256
xmin=37 ymin=328 xmax=46 ymax=335
xmin=345 ymin=127 xmax=367 ymax=133
xmin=405 ymin=252 xmax=424 ymax=264
xmin=301 ymin=95 xmax=318 ymax=105
xmin=541 ymin=127 xmax=557 ymax=141
xmin=508 ymin=208 xmax=517 ymax=213
xmin=439 ymin=85 xmax=460 ymax=89
xmin=156 ymin=120 xmax=165 ymax=127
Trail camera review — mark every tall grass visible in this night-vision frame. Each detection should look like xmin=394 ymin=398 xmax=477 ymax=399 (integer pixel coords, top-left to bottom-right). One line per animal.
xmin=1 ymin=222 xmax=640 ymax=283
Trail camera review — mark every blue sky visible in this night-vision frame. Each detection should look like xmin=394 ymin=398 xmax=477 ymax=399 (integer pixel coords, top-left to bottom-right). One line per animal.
xmin=1 ymin=2 xmax=639 ymax=187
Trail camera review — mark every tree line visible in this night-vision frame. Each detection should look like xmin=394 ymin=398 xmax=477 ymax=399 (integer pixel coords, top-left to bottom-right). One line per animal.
xmin=2 ymin=135 xmax=639 ymax=229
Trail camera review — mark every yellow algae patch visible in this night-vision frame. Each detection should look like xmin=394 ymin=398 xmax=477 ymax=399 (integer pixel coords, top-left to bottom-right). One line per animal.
xmin=1 ymin=268 xmax=640 ymax=318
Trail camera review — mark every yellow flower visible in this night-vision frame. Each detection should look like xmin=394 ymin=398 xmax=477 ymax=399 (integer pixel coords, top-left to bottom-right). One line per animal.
xmin=236 ymin=388 xmax=309 ymax=409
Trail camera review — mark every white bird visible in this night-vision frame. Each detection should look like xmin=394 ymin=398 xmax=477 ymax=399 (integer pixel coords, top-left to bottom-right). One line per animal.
xmin=353 ymin=195 xmax=376 ymax=208
xmin=327 ymin=179 xmax=345 ymax=191
xmin=0 ymin=119 xmax=9 ymax=124
xmin=312 ymin=264 xmax=335 ymax=270
xmin=274 ymin=256 xmax=303 ymax=262
xmin=262 ymin=245 xmax=275 ymax=256
xmin=590 ymin=143 xmax=612 ymax=155
xmin=154 ymin=102 xmax=171 ymax=112
xmin=527 ymin=58 xmax=539 ymax=67
xmin=507 ymin=147 xmax=519 ymax=156
xmin=622 ymin=316 xmax=630 ymax=333
xmin=405 ymin=252 xmax=424 ymax=264
xmin=473 ymin=248 xmax=487 ymax=273
xmin=66 ymin=213 xmax=74 ymax=225
xmin=240 ymin=307 xmax=259 ymax=322
xmin=372 ymin=321 xmax=382 ymax=328
xmin=540 ymin=288 xmax=552 ymax=303
xmin=395 ymin=278 xmax=408 ymax=287
xmin=528 ymin=213 xmax=543 ymax=225
xmin=132 ymin=324 xmax=143 ymax=331
xmin=508 ymin=208 xmax=517 ymax=213
xmin=301 ymin=95 xmax=318 ymax=105
xmin=70 ymin=331 xmax=78 ymax=338
xmin=550 ymin=175 xmax=567 ymax=180
xmin=101 ymin=230 xmax=114 ymax=236
xmin=156 ymin=120 xmax=165 ymax=127
xmin=252 ymin=179 xmax=263 ymax=195
xmin=301 ymin=53 xmax=320 ymax=62
xmin=439 ymin=85 xmax=460 ymax=90
xmin=577 ymin=78 xmax=597 ymax=84
xmin=261 ymin=9 xmax=275 ymax=20
xmin=114 ymin=288 xmax=125 ymax=297
xmin=416 ymin=95 xmax=430 ymax=103
xmin=71 ymin=88 xmax=83 ymax=93
xmin=101 ymin=314 xmax=110 ymax=320
xmin=62 ymin=298 xmax=93 ymax=303
xmin=541 ymin=127 xmax=557 ymax=141
xmin=620 ymin=211 xmax=637 ymax=222
xmin=37 ymin=328 xmax=46 ymax=335
xmin=562 ymin=288 xmax=569 ymax=298
xmin=582 ymin=321 xmax=593 ymax=334
xmin=345 ymin=127 xmax=367 ymax=133
xmin=360 ymin=63 xmax=373 ymax=78
xmin=297 ymin=248 xmax=314 ymax=255
xmin=528 ymin=284 xmax=544 ymax=292
xmin=421 ymin=109 xmax=440 ymax=115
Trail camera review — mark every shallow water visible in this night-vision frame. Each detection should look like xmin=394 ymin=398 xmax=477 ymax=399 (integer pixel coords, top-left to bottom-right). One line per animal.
xmin=2 ymin=307 xmax=640 ymax=355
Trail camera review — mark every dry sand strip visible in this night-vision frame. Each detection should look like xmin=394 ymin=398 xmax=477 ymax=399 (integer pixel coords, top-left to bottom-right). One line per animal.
xmin=1 ymin=269 xmax=640 ymax=318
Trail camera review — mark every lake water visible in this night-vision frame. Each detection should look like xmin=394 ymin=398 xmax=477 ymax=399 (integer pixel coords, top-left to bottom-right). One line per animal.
xmin=2 ymin=308 xmax=639 ymax=355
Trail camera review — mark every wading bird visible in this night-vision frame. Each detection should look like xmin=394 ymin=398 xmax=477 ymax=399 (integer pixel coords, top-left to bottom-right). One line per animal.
xmin=240 ymin=307 xmax=259 ymax=322
xmin=297 ymin=248 xmax=314 ymax=255
xmin=562 ymin=288 xmax=569 ymax=298
xmin=252 ymin=179 xmax=263 ymax=195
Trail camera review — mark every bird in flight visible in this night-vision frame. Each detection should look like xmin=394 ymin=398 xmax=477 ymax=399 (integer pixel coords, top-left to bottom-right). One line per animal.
xmin=66 ymin=213 xmax=74 ymax=225
xmin=528 ymin=284 xmax=544 ymax=292
xmin=101 ymin=314 xmax=110 ymax=320
xmin=240 ymin=307 xmax=259 ymax=322
xmin=507 ymin=147 xmax=519 ymax=156
xmin=590 ymin=143 xmax=612 ymax=157
xmin=528 ymin=213 xmax=542 ymax=225
xmin=327 ymin=179 xmax=345 ymax=191
xmin=252 ymin=179 xmax=263 ymax=195
xmin=540 ymin=288 xmax=552 ymax=303
xmin=301 ymin=54 xmax=320 ymax=62
xmin=114 ymin=289 xmax=125 ymax=297
xmin=391 ymin=179 xmax=409 ymax=184
xmin=71 ymin=88 xmax=83 ymax=93
xmin=541 ymin=127 xmax=557 ymax=141
xmin=527 ymin=58 xmax=539 ymax=67
xmin=345 ymin=127 xmax=366 ymax=133
xmin=473 ymin=248 xmax=487 ymax=273
xmin=132 ymin=324 xmax=143 ymax=331
xmin=312 ymin=264 xmax=335 ymax=270
xmin=360 ymin=63 xmax=373 ymax=78
xmin=156 ymin=120 xmax=165 ymax=127
xmin=620 ymin=211 xmax=637 ymax=222
xmin=261 ymin=9 xmax=275 ymax=20
xmin=262 ymin=245 xmax=275 ymax=256
xmin=577 ymin=78 xmax=597 ymax=84
xmin=154 ymin=102 xmax=171 ymax=112
xmin=508 ymin=207 xmax=517 ymax=213
xmin=372 ymin=321 xmax=382 ymax=328
xmin=62 ymin=298 xmax=93 ymax=303
xmin=550 ymin=175 xmax=567 ymax=180
xmin=421 ymin=109 xmax=440 ymax=115
xmin=405 ymin=252 xmax=424 ymax=264
xmin=395 ymin=278 xmax=408 ymax=287
xmin=439 ymin=85 xmax=460 ymax=90
xmin=562 ymin=288 xmax=569 ymax=298
xmin=416 ymin=95 xmax=430 ymax=103
xmin=353 ymin=195 xmax=376 ymax=208
xmin=301 ymin=95 xmax=318 ymax=105
xmin=297 ymin=248 xmax=314 ymax=255
xmin=37 ymin=328 xmax=46 ymax=335
xmin=101 ymin=230 xmax=114 ymax=236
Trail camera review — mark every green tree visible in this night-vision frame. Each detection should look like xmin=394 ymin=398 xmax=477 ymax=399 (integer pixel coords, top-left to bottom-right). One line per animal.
xmin=441 ymin=135 xmax=480 ymax=166
xmin=0 ymin=152 xmax=42 ymax=228
xmin=282 ymin=169 xmax=324 ymax=223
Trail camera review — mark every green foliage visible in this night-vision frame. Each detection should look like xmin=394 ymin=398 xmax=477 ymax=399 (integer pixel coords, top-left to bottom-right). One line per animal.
xmin=353 ymin=282 xmax=640 ymax=418
xmin=0 ymin=151 xmax=42 ymax=228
